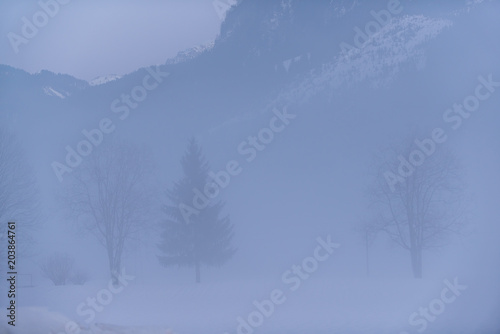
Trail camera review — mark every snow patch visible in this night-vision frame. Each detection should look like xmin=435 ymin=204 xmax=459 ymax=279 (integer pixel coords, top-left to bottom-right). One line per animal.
xmin=331 ymin=0 xmax=359 ymax=18
xmin=165 ymin=42 xmax=215 ymax=65
xmin=88 ymin=74 xmax=122 ymax=86
xmin=2 ymin=307 xmax=84 ymax=334
xmin=43 ymin=86 xmax=66 ymax=99
xmin=270 ymin=15 xmax=453 ymax=106
xmin=0 ymin=307 xmax=176 ymax=334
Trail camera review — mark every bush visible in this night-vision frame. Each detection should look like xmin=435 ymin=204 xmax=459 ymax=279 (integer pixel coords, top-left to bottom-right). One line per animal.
xmin=40 ymin=252 xmax=74 ymax=286
xmin=70 ymin=270 xmax=89 ymax=285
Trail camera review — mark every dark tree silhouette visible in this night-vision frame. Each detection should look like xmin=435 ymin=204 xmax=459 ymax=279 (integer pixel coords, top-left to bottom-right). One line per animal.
xmin=158 ymin=138 xmax=236 ymax=283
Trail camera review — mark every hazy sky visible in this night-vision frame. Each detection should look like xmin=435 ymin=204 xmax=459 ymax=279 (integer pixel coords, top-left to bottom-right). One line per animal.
xmin=0 ymin=0 xmax=227 ymax=81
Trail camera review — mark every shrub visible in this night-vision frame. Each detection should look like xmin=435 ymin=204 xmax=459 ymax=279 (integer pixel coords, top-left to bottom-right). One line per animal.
xmin=70 ymin=270 xmax=89 ymax=285
xmin=40 ymin=252 xmax=74 ymax=286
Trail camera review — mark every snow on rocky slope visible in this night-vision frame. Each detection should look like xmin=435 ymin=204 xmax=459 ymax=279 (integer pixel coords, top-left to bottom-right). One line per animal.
xmin=88 ymin=74 xmax=122 ymax=86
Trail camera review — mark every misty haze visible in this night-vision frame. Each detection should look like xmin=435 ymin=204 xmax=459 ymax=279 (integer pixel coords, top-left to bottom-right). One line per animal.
xmin=0 ymin=0 xmax=499 ymax=333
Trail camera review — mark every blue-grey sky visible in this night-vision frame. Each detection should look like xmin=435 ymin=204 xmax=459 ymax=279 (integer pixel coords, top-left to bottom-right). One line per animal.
xmin=0 ymin=0 xmax=228 ymax=81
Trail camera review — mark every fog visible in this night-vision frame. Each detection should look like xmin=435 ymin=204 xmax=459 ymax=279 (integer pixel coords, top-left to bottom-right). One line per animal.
xmin=1 ymin=0 xmax=499 ymax=333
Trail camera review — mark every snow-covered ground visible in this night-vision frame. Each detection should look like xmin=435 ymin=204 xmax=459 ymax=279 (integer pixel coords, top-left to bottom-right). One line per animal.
xmin=3 ymin=273 xmax=497 ymax=334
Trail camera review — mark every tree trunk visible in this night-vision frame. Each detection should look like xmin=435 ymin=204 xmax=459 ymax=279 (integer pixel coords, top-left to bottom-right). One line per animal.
xmin=195 ymin=262 xmax=201 ymax=283
xmin=410 ymin=248 xmax=422 ymax=278
xmin=107 ymin=244 xmax=121 ymax=286
xmin=111 ymin=270 xmax=119 ymax=286
xmin=365 ymin=231 xmax=370 ymax=277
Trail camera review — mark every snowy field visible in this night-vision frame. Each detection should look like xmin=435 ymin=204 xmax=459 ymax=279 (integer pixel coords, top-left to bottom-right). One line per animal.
xmin=2 ymin=274 xmax=498 ymax=334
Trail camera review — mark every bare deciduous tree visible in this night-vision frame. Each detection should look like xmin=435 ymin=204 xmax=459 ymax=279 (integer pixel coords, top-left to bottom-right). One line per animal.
xmin=369 ymin=139 xmax=465 ymax=278
xmin=64 ymin=141 xmax=154 ymax=285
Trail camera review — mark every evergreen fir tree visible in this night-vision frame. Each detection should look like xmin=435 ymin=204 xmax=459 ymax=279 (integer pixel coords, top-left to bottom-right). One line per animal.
xmin=158 ymin=138 xmax=236 ymax=283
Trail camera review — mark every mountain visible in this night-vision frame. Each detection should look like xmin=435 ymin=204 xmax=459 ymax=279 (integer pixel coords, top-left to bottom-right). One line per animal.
xmin=0 ymin=65 xmax=88 ymax=102
xmin=0 ymin=0 xmax=499 ymax=235
xmin=165 ymin=41 xmax=215 ymax=65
